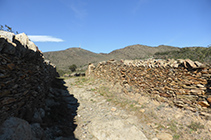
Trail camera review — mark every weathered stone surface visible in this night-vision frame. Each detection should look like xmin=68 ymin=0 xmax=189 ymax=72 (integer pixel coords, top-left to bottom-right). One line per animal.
xmin=200 ymin=112 xmax=211 ymax=120
xmin=15 ymin=33 xmax=29 ymax=48
xmin=0 ymin=30 xmax=15 ymax=42
xmin=31 ymin=123 xmax=45 ymax=139
xmin=184 ymin=59 xmax=197 ymax=69
xmin=27 ymin=40 xmax=37 ymax=52
xmin=0 ymin=117 xmax=34 ymax=140
xmin=190 ymin=89 xmax=203 ymax=95
xmin=0 ymin=31 xmax=64 ymax=139
xmin=195 ymin=61 xmax=206 ymax=68
xmin=207 ymin=97 xmax=211 ymax=104
xmin=90 ymin=119 xmax=148 ymax=140
xmin=86 ymin=63 xmax=95 ymax=76
xmin=87 ymin=58 xmax=211 ymax=114
xmin=111 ymin=107 xmax=117 ymax=112
xmin=208 ymin=69 xmax=211 ymax=74
xmin=32 ymin=108 xmax=45 ymax=123
xmin=1 ymin=31 xmax=40 ymax=58
xmin=198 ymin=101 xmax=210 ymax=107
xmin=156 ymin=133 xmax=173 ymax=140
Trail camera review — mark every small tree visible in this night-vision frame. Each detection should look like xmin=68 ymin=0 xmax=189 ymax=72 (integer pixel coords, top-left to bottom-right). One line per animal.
xmin=0 ymin=25 xmax=3 ymax=30
xmin=69 ymin=64 xmax=77 ymax=72
xmin=5 ymin=25 xmax=13 ymax=32
xmin=0 ymin=24 xmax=18 ymax=34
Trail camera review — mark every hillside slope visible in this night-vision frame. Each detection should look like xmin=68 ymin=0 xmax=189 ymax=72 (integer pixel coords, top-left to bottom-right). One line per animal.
xmin=154 ymin=47 xmax=211 ymax=64
xmin=108 ymin=45 xmax=180 ymax=60
xmin=43 ymin=44 xmax=179 ymax=71
xmin=43 ymin=47 xmax=109 ymax=70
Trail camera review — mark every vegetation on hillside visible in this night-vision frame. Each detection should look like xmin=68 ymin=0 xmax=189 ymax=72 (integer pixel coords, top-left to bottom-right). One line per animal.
xmin=45 ymin=45 xmax=211 ymax=76
xmin=69 ymin=64 xmax=77 ymax=72
xmin=43 ymin=47 xmax=108 ymax=72
xmin=154 ymin=47 xmax=211 ymax=64
xmin=43 ymin=45 xmax=179 ymax=72
xmin=56 ymin=68 xmax=67 ymax=77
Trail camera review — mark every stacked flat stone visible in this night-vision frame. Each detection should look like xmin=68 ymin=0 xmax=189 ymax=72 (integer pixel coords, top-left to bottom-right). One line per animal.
xmin=87 ymin=58 xmax=211 ymax=117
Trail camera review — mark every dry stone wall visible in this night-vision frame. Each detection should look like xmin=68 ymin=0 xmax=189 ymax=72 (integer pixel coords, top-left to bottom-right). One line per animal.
xmin=88 ymin=58 xmax=211 ymax=117
xmin=0 ymin=31 xmax=58 ymax=123
xmin=0 ymin=31 xmax=75 ymax=139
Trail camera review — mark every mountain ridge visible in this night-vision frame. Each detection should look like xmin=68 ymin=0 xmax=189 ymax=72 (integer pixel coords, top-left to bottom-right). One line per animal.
xmin=43 ymin=44 xmax=180 ymax=71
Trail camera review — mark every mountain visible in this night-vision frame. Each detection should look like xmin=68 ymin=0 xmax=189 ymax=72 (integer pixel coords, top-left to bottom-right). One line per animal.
xmin=108 ymin=44 xmax=180 ymax=60
xmin=43 ymin=44 xmax=180 ymax=71
xmin=43 ymin=47 xmax=109 ymax=70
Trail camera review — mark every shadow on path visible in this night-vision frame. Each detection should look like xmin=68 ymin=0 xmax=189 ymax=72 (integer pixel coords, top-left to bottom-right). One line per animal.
xmin=42 ymin=77 xmax=80 ymax=139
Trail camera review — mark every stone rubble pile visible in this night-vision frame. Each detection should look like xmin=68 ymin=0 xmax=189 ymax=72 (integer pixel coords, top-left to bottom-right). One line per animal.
xmin=0 ymin=31 xmax=76 ymax=139
xmin=87 ymin=58 xmax=211 ymax=117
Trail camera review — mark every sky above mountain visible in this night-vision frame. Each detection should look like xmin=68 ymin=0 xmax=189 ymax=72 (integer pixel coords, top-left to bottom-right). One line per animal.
xmin=1 ymin=0 xmax=210 ymax=53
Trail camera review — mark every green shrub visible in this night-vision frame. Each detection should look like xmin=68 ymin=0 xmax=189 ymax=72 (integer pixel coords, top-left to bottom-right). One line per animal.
xmin=69 ymin=64 xmax=77 ymax=72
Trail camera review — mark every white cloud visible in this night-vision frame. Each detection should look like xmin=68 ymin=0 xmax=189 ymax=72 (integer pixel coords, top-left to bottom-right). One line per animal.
xmin=28 ymin=35 xmax=64 ymax=42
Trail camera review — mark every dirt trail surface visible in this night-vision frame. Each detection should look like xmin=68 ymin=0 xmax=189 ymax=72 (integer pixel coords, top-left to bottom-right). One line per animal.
xmin=65 ymin=77 xmax=149 ymax=140
xmin=65 ymin=77 xmax=211 ymax=140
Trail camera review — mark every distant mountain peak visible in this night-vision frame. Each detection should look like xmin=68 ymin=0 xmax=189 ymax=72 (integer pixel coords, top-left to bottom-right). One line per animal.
xmin=43 ymin=44 xmax=179 ymax=71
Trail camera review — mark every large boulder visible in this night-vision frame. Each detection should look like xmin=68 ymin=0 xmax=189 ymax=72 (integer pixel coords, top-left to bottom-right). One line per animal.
xmin=194 ymin=61 xmax=206 ymax=68
xmin=14 ymin=33 xmax=37 ymax=53
xmin=0 ymin=117 xmax=34 ymax=140
xmin=183 ymin=59 xmax=206 ymax=69
xmin=184 ymin=59 xmax=197 ymax=69
xmin=0 ymin=31 xmax=38 ymax=56
xmin=0 ymin=30 xmax=15 ymax=42
xmin=27 ymin=40 xmax=37 ymax=52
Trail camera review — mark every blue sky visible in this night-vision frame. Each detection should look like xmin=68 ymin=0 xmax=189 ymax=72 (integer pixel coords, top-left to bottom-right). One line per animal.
xmin=1 ymin=0 xmax=210 ymax=53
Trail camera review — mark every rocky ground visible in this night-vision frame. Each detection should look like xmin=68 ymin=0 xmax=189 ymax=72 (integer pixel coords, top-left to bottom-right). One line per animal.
xmin=65 ymin=77 xmax=148 ymax=140
xmin=65 ymin=77 xmax=211 ymax=140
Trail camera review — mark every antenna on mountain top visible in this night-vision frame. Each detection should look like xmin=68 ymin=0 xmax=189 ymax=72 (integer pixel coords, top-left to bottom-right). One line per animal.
xmin=79 ymin=44 xmax=81 ymax=48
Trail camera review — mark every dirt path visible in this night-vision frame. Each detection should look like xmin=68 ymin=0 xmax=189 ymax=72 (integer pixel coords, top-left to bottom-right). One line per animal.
xmin=65 ymin=77 xmax=149 ymax=140
xmin=64 ymin=77 xmax=211 ymax=140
